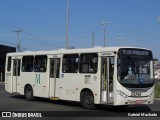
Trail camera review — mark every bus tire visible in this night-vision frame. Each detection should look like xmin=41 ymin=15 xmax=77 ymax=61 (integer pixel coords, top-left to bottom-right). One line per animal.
xmin=80 ymin=91 xmax=96 ymax=110
xmin=25 ymin=85 xmax=35 ymax=101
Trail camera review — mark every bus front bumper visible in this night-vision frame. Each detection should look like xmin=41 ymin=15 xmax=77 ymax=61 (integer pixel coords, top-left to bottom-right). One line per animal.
xmin=115 ymin=95 xmax=154 ymax=105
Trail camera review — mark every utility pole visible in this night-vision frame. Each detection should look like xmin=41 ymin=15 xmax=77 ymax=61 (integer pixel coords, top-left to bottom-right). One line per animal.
xmin=13 ymin=30 xmax=23 ymax=52
xmin=100 ymin=22 xmax=109 ymax=47
xmin=158 ymin=16 xmax=160 ymax=23
xmin=92 ymin=32 xmax=94 ymax=47
xmin=66 ymin=0 xmax=69 ymax=49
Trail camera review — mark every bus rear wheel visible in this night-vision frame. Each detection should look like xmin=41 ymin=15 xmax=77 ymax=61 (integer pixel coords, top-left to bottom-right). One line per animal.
xmin=80 ymin=91 xmax=96 ymax=110
xmin=25 ymin=85 xmax=35 ymax=101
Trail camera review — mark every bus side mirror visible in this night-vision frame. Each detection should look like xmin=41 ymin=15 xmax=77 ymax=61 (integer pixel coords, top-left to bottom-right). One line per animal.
xmin=117 ymin=59 xmax=120 ymax=67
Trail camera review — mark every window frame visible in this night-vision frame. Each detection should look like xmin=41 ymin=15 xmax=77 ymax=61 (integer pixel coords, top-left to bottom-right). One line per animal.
xmin=22 ymin=56 xmax=34 ymax=72
xmin=34 ymin=55 xmax=47 ymax=72
xmin=7 ymin=56 xmax=11 ymax=72
xmin=13 ymin=59 xmax=21 ymax=76
xmin=62 ymin=54 xmax=79 ymax=73
xmin=50 ymin=58 xmax=61 ymax=78
xmin=79 ymin=53 xmax=98 ymax=73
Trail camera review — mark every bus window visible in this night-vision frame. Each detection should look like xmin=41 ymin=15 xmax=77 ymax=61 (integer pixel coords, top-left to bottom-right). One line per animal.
xmin=18 ymin=60 xmax=21 ymax=76
xmin=80 ymin=53 xmax=98 ymax=73
xmin=13 ymin=59 xmax=21 ymax=76
xmin=50 ymin=59 xmax=60 ymax=78
xmin=22 ymin=56 xmax=34 ymax=72
xmin=109 ymin=58 xmax=114 ymax=80
xmin=62 ymin=54 xmax=79 ymax=73
xmin=13 ymin=60 xmax=16 ymax=76
xmin=34 ymin=55 xmax=47 ymax=72
xmin=7 ymin=56 xmax=11 ymax=71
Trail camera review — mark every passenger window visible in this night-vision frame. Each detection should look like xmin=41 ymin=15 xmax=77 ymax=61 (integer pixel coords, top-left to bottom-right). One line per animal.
xmin=22 ymin=56 xmax=34 ymax=72
xmin=50 ymin=59 xmax=60 ymax=78
xmin=34 ymin=55 xmax=47 ymax=72
xmin=80 ymin=53 xmax=98 ymax=73
xmin=62 ymin=54 xmax=79 ymax=73
xmin=7 ymin=56 xmax=11 ymax=71
xmin=13 ymin=59 xmax=21 ymax=76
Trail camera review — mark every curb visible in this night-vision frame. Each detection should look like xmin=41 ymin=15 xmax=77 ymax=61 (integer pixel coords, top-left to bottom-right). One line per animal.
xmin=154 ymin=98 xmax=160 ymax=100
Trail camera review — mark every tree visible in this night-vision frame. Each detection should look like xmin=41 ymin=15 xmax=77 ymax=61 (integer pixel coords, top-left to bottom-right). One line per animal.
xmin=153 ymin=58 xmax=159 ymax=61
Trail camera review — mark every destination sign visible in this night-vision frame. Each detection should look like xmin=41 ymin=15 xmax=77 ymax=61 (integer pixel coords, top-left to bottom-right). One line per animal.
xmin=119 ymin=49 xmax=150 ymax=56
xmin=101 ymin=52 xmax=114 ymax=56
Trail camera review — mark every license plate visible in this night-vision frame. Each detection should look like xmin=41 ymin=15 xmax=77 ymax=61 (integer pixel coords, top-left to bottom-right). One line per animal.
xmin=136 ymin=100 xmax=143 ymax=104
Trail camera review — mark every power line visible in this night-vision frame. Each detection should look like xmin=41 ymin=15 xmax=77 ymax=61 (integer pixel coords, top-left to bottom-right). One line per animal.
xmin=0 ymin=18 xmax=64 ymax=49
xmin=0 ymin=18 xmax=93 ymax=49
xmin=0 ymin=18 xmax=19 ymax=31
xmin=22 ymin=31 xmax=65 ymax=48
xmin=0 ymin=39 xmax=17 ymax=46
xmin=69 ymin=34 xmax=90 ymax=42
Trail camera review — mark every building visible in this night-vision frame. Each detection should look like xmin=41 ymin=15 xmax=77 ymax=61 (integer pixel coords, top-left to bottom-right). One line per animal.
xmin=0 ymin=45 xmax=16 ymax=82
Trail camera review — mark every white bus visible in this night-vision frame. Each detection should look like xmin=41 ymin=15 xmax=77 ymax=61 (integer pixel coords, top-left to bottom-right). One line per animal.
xmin=5 ymin=47 xmax=155 ymax=109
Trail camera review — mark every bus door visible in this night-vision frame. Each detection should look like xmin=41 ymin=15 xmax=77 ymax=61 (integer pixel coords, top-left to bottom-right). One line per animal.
xmin=49 ymin=58 xmax=60 ymax=98
xmin=12 ymin=59 xmax=21 ymax=93
xmin=101 ymin=57 xmax=114 ymax=104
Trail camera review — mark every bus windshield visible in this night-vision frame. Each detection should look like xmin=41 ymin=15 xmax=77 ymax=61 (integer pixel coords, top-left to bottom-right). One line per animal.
xmin=118 ymin=49 xmax=154 ymax=88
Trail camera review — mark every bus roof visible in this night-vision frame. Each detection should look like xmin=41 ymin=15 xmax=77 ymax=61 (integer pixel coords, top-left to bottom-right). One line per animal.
xmin=6 ymin=46 xmax=152 ymax=56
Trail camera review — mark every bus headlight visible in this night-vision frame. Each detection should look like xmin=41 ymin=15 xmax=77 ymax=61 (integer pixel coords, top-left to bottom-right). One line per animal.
xmin=149 ymin=91 xmax=154 ymax=98
xmin=116 ymin=90 xmax=128 ymax=98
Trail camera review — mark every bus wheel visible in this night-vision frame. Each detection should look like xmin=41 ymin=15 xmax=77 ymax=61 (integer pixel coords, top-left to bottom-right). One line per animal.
xmin=25 ymin=85 xmax=35 ymax=101
xmin=81 ymin=91 xmax=96 ymax=110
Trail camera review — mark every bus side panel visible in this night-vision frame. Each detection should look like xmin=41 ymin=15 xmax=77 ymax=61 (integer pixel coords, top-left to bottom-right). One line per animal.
xmin=5 ymin=56 xmax=13 ymax=93
xmin=57 ymin=54 xmax=101 ymax=104
xmin=57 ymin=72 xmax=101 ymax=104
xmin=19 ymin=72 xmax=35 ymax=95
xmin=78 ymin=74 xmax=101 ymax=104
xmin=5 ymin=72 xmax=12 ymax=93
xmin=35 ymin=72 xmax=48 ymax=98
xmin=20 ymin=72 xmax=49 ymax=98
xmin=57 ymin=74 xmax=78 ymax=101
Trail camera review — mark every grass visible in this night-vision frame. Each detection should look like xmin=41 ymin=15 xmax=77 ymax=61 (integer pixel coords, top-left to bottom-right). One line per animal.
xmin=155 ymin=84 xmax=160 ymax=98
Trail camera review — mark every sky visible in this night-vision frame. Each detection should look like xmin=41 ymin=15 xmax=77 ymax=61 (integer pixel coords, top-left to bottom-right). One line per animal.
xmin=0 ymin=0 xmax=160 ymax=59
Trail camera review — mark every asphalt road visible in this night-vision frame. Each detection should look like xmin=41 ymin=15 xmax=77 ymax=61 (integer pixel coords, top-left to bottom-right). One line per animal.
xmin=0 ymin=82 xmax=4 ymax=91
xmin=0 ymin=82 xmax=160 ymax=119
